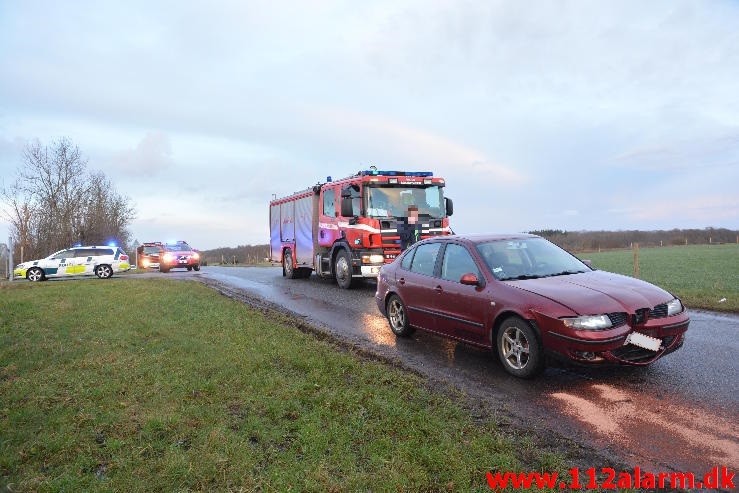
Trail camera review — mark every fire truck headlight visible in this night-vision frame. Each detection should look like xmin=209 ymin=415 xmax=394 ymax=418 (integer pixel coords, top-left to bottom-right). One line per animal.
xmin=362 ymin=254 xmax=385 ymax=264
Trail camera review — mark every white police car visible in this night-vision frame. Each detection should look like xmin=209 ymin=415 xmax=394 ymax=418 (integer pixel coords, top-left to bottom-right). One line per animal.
xmin=13 ymin=245 xmax=131 ymax=282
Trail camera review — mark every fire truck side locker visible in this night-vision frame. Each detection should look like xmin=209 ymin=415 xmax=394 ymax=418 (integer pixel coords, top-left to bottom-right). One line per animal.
xmin=269 ymin=190 xmax=316 ymax=277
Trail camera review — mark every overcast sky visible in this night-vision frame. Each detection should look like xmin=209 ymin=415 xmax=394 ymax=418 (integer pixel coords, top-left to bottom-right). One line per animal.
xmin=1 ymin=0 xmax=738 ymax=250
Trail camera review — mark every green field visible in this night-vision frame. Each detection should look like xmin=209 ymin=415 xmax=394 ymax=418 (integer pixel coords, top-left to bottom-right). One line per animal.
xmin=579 ymin=244 xmax=739 ymax=313
xmin=0 ymin=280 xmax=566 ymax=492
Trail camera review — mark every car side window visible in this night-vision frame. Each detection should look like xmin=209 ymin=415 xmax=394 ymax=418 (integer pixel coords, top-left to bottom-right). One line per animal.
xmin=400 ymin=248 xmax=415 ymax=270
xmin=409 ymin=243 xmax=441 ymax=276
xmin=51 ymin=249 xmax=73 ymax=260
xmin=441 ymin=244 xmax=480 ymax=282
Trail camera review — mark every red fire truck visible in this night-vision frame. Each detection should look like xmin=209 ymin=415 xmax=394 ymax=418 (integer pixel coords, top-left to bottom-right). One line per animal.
xmin=269 ymin=169 xmax=453 ymax=289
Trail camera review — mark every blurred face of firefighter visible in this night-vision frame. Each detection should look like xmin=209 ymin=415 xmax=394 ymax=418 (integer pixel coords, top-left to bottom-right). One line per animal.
xmin=407 ymin=206 xmax=419 ymax=224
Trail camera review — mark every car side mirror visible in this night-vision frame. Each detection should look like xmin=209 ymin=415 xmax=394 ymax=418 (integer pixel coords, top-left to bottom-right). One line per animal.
xmin=445 ymin=197 xmax=454 ymax=216
xmin=459 ymin=273 xmax=479 ymax=286
xmin=581 ymin=259 xmax=595 ymax=270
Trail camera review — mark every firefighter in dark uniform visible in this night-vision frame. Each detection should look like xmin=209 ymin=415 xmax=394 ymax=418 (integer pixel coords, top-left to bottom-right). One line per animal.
xmin=398 ymin=205 xmax=423 ymax=250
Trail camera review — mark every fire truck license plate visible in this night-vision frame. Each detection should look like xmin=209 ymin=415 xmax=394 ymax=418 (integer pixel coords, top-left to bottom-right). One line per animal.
xmin=625 ymin=332 xmax=661 ymax=352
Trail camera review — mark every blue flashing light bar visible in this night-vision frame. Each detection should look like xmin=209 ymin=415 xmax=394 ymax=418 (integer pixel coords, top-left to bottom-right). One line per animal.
xmin=358 ymin=170 xmax=433 ymax=177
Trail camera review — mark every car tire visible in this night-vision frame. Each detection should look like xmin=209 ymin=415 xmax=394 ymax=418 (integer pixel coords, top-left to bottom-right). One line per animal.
xmin=283 ymin=248 xmax=299 ymax=279
xmin=187 ymin=266 xmax=193 ymax=271
xmin=496 ymin=316 xmax=545 ymax=378
xmin=334 ymin=250 xmax=355 ymax=289
xmin=27 ymin=267 xmax=45 ymax=282
xmin=95 ymin=264 xmax=113 ymax=279
xmin=386 ymin=294 xmax=415 ymax=337
xmin=193 ymin=265 xmax=200 ymax=271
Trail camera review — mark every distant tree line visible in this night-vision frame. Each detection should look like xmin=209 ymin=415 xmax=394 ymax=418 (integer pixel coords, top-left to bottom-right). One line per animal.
xmin=529 ymin=228 xmax=739 ymax=252
xmin=199 ymin=228 xmax=739 ymax=266
xmin=201 ymin=244 xmax=269 ymax=265
xmin=1 ymin=138 xmax=135 ymax=262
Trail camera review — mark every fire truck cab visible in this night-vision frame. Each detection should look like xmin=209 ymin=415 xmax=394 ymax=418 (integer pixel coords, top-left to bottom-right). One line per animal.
xmin=269 ymin=169 xmax=453 ymax=289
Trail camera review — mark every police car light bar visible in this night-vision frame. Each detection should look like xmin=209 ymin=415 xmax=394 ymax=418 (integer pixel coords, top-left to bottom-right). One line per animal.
xmin=358 ymin=170 xmax=433 ymax=177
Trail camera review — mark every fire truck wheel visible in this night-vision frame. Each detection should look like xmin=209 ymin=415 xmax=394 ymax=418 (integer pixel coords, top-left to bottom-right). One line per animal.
xmin=283 ymin=248 xmax=299 ymax=279
xmin=334 ymin=250 xmax=355 ymax=289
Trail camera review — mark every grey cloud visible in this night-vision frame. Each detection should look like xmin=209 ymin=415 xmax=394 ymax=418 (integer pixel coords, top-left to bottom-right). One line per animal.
xmin=108 ymin=132 xmax=173 ymax=175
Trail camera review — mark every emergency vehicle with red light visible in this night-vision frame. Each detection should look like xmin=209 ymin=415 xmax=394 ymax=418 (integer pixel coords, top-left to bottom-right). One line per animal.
xmin=269 ymin=169 xmax=453 ymax=289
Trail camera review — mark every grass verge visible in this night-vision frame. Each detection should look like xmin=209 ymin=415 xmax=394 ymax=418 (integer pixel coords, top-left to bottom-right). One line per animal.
xmin=0 ymin=279 xmax=564 ymax=491
xmin=581 ymin=244 xmax=739 ymax=313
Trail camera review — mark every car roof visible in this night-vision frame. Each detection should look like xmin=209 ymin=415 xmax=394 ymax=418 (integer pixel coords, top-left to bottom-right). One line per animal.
xmin=65 ymin=245 xmax=118 ymax=249
xmin=424 ymin=233 xmax=539 ymax=244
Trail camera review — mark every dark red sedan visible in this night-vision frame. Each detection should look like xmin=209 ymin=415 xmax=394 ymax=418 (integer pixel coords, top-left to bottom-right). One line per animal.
xmin=375 ymin=234 xmax=689 ymax=378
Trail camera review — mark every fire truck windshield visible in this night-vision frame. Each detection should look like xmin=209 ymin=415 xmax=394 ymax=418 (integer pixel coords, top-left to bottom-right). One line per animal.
xmin=366 ymin=185 xmax=445 ymax=219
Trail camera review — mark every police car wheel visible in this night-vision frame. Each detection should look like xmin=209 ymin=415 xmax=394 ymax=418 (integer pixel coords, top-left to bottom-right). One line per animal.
xmin=193 ymin=265 xmax=200 ymax=271
xmin=95 ymin=264 xmax=113 ymax=279
xmin=27 ymin=267 xmax=45 ymax=282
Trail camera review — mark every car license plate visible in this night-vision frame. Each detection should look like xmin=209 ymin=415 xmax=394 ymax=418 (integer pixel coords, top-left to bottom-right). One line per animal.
xmin=625 ymin=332 xmax=661 ymax=352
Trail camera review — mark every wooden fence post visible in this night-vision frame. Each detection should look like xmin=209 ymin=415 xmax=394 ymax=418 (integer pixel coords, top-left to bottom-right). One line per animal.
xmin=633 ymin=243 xmax=640 ymax=279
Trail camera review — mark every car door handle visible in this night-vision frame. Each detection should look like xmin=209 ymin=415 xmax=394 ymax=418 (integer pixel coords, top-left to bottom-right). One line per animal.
xmin=398 ymin=277 xmax=405 ymax=285
xmin=435 ymin=285 xmax=443 ymax=294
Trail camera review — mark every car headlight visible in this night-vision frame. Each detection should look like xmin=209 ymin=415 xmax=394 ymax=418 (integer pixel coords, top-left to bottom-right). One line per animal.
xmin=193 ymin=253 xmax=200 ymax=260
xmin=163 ymin=253 xmax=174 ymax=262
xmin=666 ymin=298 xmax=683 ymax=316
xmin=562 ymin=314 xmax=613 ymax=330
xmin=361 ymin=254 xmax=385 ymax=264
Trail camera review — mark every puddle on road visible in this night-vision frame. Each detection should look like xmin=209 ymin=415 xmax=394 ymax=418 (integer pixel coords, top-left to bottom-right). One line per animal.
xmin=550 ymin=383 xmax=739 ymax=471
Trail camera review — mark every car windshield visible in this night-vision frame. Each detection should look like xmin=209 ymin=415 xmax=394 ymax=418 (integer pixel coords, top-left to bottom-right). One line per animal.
xmin=366 ymin=185 xmax=444 ymax=219
xmin=476 ymin=238 xmax=590 ymax=281
xmin=166 ymin=243 xmax=192 ymax=252
xmin=143 ymin=246 xmax=160 ymax=254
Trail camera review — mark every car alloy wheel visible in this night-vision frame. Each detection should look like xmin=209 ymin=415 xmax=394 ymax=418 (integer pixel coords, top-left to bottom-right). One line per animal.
xmin=496 ymin=316 xmax=544 ymax=378
xmin=27 ymin=267 xmax=44 ymax=282
xmin=501 ymin=326 xmax=530 ymax=370
xmin=95 ymin=265 xmax=113 ymax=279
xmin=386 ymin=294 xmax=414 ymax=337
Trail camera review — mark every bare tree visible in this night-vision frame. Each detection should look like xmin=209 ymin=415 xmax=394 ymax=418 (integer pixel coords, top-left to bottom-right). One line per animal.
xmin=1 ymin=137 xmax=136 ymax=261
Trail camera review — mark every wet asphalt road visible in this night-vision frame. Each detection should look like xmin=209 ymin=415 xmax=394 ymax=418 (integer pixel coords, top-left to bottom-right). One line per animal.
xmin=193 ymin=265 xmax=738 ymax=477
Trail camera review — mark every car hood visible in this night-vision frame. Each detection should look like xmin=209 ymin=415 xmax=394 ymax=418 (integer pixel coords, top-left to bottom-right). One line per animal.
xmin=16 ymin=260 xmax=39 ymax=268
xmin=507 ymin=270 xmax=674 ymax=315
